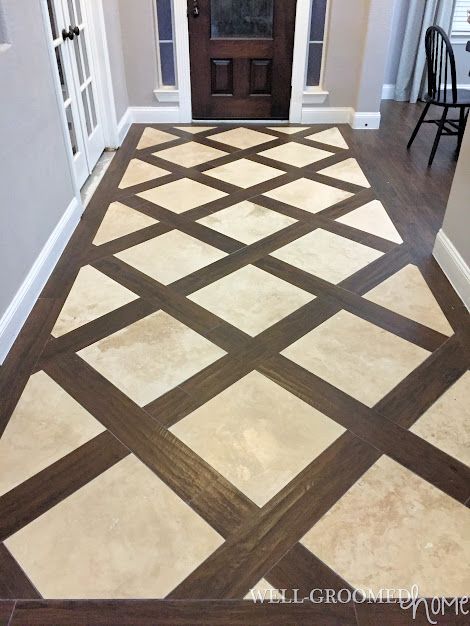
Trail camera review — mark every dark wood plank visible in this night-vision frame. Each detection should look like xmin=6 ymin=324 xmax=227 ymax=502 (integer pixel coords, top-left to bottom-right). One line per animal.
xmin=0 ymin=545 xmax=41 ymax=600
xmin=259 ymin=355 xmax=470 ymax=504
xmin=170 ymin=432 xmax=378 ymax=599
xmin=0 ymin=431 xmax=129 ymax=542
xmin=0 ymin=299 xmax=61 ymax=438
xmin=11 ymin=600 xmax=358 ymax=626
xmin=0 ymin=602 xmax=15 ymax=626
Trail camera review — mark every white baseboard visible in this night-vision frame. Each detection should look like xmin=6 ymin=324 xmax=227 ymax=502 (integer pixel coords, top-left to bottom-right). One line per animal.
xmin=129 ymin=106 xmax=182 ymax=124
xmin=382 ymin=83 xmax=396 ymax=100
xmin=300 ymin=107 xmax=381 ymax=129
xmin=117 ymin=109 xmax=132 ymax=146
xmin=301 ymin=107 xmax=353 ymax=124
xmin=350 ymin=111 xmax=381 ymax=129
xmin=0 ymin=196 xmax=83 ymax=364
xmin=433 ymin=229 xmax=470 ymax=311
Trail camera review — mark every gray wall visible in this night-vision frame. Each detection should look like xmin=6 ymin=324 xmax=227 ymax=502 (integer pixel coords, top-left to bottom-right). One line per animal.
xmin=0 ymin=0 xmax=75 ymax=320
xmin=103 ymin=0 xmax=129 ymax=120
xmin=439 ymin=122 xmax=470 ymax=268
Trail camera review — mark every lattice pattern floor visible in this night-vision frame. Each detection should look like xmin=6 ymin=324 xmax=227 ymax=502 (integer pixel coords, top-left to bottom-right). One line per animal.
xmin=0 ymin=123 xmax=469 ymax=611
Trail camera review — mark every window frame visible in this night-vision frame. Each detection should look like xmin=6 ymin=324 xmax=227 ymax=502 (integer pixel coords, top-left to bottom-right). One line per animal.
xmin=451 ymin=0 xmax=470 ymax=38
xmin=305 ymin=0 xmax=331 ymax=90
xmin=153 ymin=0 xmax=178 ymax=92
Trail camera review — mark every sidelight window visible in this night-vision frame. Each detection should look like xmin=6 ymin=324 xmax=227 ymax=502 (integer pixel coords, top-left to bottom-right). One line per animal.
xmin=155 ymin=0 xmax=177 ymax=87
xmin=306 ymin=0 xmax=328 ymax=86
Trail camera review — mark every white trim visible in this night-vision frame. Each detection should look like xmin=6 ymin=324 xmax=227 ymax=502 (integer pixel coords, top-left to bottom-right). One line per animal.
xmin=117 ymin=108 xmax=132 ymax=144
xmin=301 ymin=106 xmax=353 ymax=124
xmin=154 ymin=88 xmax=180 ymax=103
xmin=173 ymin=0 xmax=192 ymax=122
xmin=290 ymin=0 xmax=314 ymax=122
xmin=350 ymin=111 xmax=381 ymax=130
xmin=128 ymin=106 xmax=181 ymax=123
xmin=433 ymin=230 xmax=470 ymax=311
xmin=303 ymin=87 xmax=329 ymax=104
xmin=86 ymin=0 xmax=120 ymax=148
xmin=0 ymin=198 xmax=82 ymax=364
xmin=382 ymin=83 xmax=396 ymax=100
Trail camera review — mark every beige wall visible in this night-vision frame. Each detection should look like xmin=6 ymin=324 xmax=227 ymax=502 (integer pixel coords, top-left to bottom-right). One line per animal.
xmin=118 ymin=0 xmax=159 ymax=108
xmin=440 ymin=123 xmax=470 ymax=268
xmin=355 ymin=0 xmax=394 ymax=112
xmin=103 ymin=0 xmax=129 ymax=120
xmin=322 ymin=0 xmax=370 ymax=107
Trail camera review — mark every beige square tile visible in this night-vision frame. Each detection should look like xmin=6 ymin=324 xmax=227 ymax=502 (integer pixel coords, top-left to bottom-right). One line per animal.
xmin=79 ymin=311 xmax=226 ymax=406
xmin=301 ymin=455 xmax=470 ymax=597
xmin=197 ymin=201 xmax=296 ymax=245
xmin=263 ymin=178 xmax=352 ymax=213
xmin=118 ymin=159 xmax=170 ymax=189
xmin=246 ymin=580 xmax=284 ymax=601
xmin=153 ymin=142 xmax=228 ymax=167
xmin=136 ymin=127 xmax=178 ymax=150
xmin=115 ymin=230 xmax=226 ymax=285
xmin=259 ymin=143 xmax=332 ymax=168
xmin=272 ymin=229 xmax=383 ymax=284
xmin=410 ymin=372 xmax=470 ymax=467
xmin=306 ymin=127 xmax=349 ymax=149
xmin=282 ymin=311 xmax=430 ymax=407
xmin=5 ymin=455 xmax=223 ymax=598
xmin=364 ymin=264 xmax=453 ymax=336
xmin=52 ymin=266 xmax=138 ymax=338
xmin=138 ymin=178 xmax=227 ymax=213
xmin=209 ymin=127 xmax=275 ymax=149
xmin=93 ymin=202 xmax=158 ymax=246
xmin=188 ymin=265 xmax=314 ymax=336
xmin=171 ymin=372 xmax=344 ymax=506
xmin=205 ymin=158 xmax=284 ymax=189
xmin=318 ymin=158 xmax=370 ymax=188
xmin=0 ymin=372 xmax=105 ymax=497
xmin=336 ymin=200 xmax=402 ymax=244
xmin=175 ymin=126 xmax=215 ymax=134
xmin=267 ymin=127 xmax=310 ymax=135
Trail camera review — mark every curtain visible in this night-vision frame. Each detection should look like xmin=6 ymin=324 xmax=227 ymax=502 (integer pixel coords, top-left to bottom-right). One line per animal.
xmin=394 ymin=0 xmax=457 ymax=102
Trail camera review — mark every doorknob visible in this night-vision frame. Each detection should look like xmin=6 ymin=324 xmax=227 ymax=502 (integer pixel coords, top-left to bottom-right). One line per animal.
xmin=192 ymin=0 xmax=200 ymax=17
xmin=62 ymin=27 xmax=74 ymax=41
xmin=62 ymin=26 xmax=80 ymax=41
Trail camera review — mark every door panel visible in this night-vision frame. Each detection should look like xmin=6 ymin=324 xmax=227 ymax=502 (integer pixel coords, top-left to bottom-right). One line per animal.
xmin=189 ymin=0 xmax=296 ymax=119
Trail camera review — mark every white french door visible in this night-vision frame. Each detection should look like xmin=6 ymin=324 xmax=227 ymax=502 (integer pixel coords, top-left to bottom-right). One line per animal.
xmin=45 ymin=0 xmax=105 ymax=189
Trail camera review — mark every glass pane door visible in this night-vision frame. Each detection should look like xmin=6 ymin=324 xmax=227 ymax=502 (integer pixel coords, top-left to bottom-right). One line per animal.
xmin=61 ymin=0 xmax=105 ymax=178
xmin=211 ymin=0 xmax=274 ymax=39
xmin=46 ymin=0 xmax=89 ymax=187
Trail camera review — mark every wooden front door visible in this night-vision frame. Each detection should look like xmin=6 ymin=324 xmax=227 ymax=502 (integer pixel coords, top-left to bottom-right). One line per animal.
xmin=188 ymin=0 xmax=297 ymax=119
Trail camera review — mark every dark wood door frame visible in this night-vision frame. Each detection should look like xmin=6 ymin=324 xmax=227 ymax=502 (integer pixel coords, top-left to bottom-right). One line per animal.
xmin=188 ymin=0 xmax=297 ymax=120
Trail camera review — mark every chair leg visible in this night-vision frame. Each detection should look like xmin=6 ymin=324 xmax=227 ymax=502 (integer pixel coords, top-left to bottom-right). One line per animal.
xmin=428 ymin=106 xmax=448 ymax=167
xmin=407 ymin=102 xmax=431 ymax=149
xmin=457 ymin=107 xmax=467 ymax=155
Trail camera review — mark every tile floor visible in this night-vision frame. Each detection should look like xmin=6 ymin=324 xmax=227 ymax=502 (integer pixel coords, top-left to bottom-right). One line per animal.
xmin=0 ymin=122 xmax=469 ymax=609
